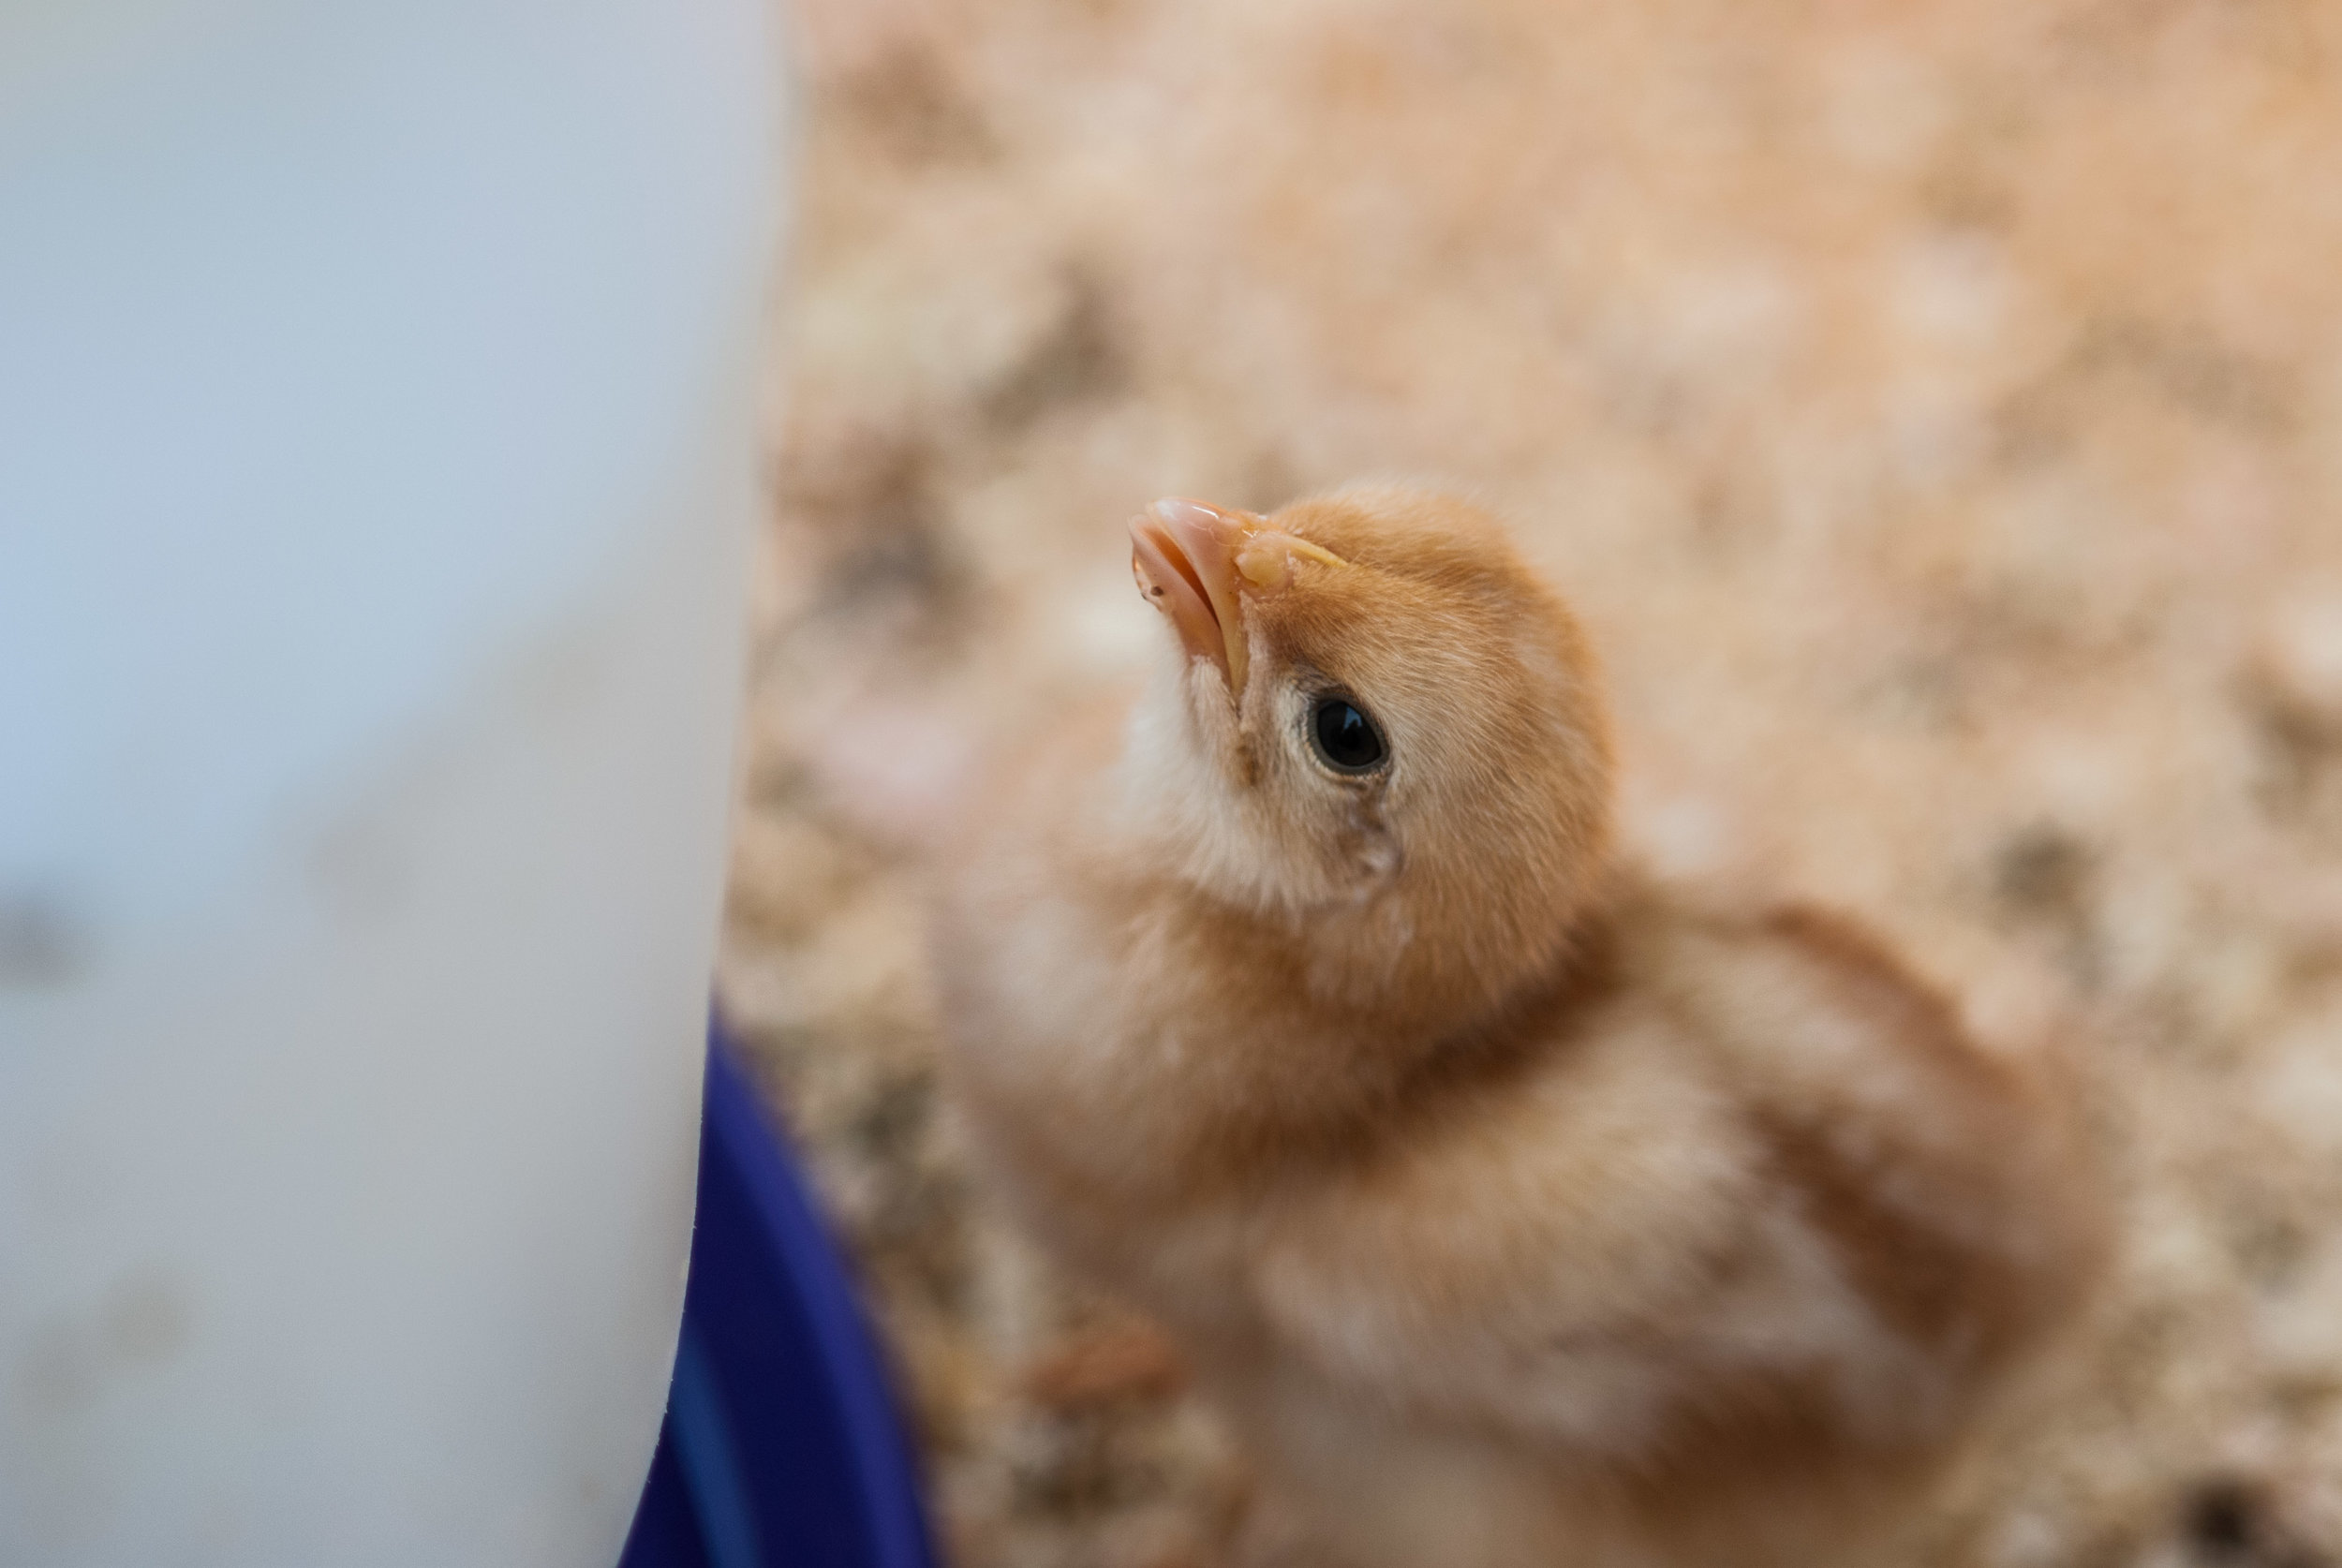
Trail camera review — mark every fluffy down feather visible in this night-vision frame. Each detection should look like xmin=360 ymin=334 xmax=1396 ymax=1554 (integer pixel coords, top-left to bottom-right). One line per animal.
xmin=933 ymin=486 xmax=2105 ymax=1568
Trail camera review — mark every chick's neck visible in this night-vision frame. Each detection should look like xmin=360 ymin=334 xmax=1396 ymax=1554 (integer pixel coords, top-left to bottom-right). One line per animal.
xmin=1106 ymin=834 xmax=1624 ymax=1183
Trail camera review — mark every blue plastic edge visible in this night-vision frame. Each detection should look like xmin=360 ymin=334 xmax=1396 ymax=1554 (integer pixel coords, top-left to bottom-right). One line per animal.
xmin=618 ymin=1027 xmax=940 ymax=1568
xmin=701 ymin=1035 xmax=937 ymax=1568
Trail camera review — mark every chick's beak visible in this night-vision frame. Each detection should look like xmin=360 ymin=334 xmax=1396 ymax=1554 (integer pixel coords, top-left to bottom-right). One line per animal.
xmin=1130 ymin=497 xmax=1258 ymax=696
xmin=1131 ymin=497 xmax=1352 ymax=701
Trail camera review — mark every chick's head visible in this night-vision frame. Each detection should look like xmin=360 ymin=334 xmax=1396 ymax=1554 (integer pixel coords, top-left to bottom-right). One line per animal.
xmin=1124 ymin=486 xmax=1614 ymax=1006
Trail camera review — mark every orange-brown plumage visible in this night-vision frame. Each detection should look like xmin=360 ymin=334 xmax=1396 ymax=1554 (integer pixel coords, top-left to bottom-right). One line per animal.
xmin=933 ymin=486 xmax=2104 ymax=1567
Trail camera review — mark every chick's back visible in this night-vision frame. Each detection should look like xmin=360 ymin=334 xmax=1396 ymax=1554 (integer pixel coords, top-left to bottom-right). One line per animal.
xmin=1236 ymin=892 xmax=2103 ymax=1565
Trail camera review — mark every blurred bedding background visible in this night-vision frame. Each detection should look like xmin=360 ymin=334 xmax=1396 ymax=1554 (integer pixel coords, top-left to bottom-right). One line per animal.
xmin=725 ymin=1 xmax=2342 ymax=1562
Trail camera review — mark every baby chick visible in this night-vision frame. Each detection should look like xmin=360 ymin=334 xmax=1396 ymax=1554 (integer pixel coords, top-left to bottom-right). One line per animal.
xmin=933 ymin=488 xmax=2103 ymax=1568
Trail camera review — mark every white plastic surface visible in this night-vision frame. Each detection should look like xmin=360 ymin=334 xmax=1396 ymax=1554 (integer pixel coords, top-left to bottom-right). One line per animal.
xmin=0 ymin=1 xmax=778 ymax=1561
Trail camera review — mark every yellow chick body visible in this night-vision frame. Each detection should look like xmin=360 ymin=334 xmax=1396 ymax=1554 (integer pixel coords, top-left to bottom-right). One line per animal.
xmin=934 ymin=488 xmax=2103 ymax=1567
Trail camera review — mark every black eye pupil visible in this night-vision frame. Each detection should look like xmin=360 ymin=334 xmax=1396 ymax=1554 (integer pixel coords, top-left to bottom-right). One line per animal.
xmin=1312 ymin=699 xmax=1386 ymax=772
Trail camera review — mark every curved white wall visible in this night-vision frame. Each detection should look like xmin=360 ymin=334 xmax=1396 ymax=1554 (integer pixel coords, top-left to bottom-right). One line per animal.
xmin=0 ymin=2 xmax=778 ymax=1562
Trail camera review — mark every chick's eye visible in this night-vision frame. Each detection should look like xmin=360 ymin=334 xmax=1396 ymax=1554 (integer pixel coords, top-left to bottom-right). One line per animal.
xmin=1310 ymin=697 xmax=1387 ymax=775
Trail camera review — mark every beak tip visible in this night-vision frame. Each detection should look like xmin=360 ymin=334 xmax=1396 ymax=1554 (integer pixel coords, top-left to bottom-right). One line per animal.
xmin=1147 ymin=496 xmax=1228 ymax=532
xmin=1129 ymin=497 xmax=1254 ymax=699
